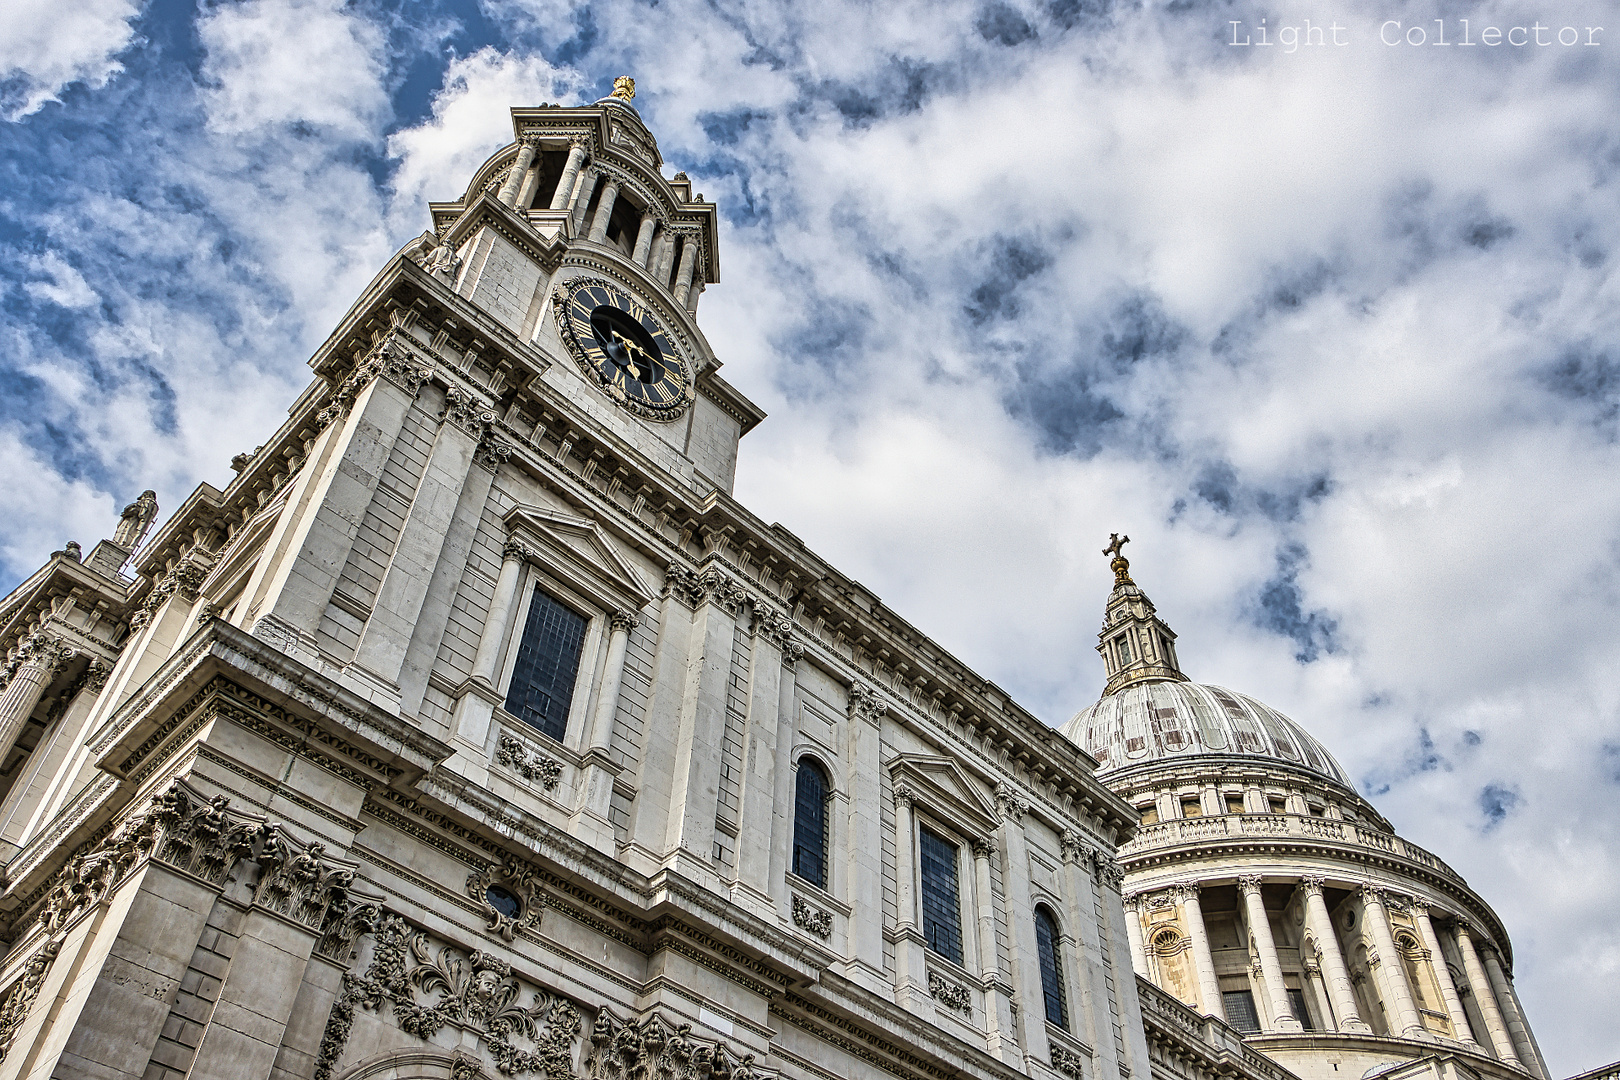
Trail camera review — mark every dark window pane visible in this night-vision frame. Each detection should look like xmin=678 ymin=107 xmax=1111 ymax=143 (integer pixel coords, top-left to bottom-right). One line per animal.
xmin=1224 ymin=989 xmax=1261 ymax=1034
xmin=504 ymin=586 xmax=587 ymax=741
xmin=1035 ymin=907 xmax=1068 ymax=1029
xmin=486 ymin=886 xmax=521 ymax=919
xmin=1287 ymin=988 xmax=1313 ymax=1030
xmin=918 ymin=826 xmax=962 ymax=965
xmin=792 ymin=761 xmax=828 ymax=889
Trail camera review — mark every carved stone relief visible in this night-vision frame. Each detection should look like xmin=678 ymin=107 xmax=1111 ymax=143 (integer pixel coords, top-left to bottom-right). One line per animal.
xmin=466 ymin=854 xmax=544 ymax=941
xmin=495 ymin=733 xmax=563 ymax=792
xmin=585 ymin=1010 xmax=767 ymax=1080
xmin=789 ymin=895 xmax=832 ymax=939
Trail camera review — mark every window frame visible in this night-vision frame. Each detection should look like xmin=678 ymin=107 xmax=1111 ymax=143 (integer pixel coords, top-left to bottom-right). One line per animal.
xmin=916 ymin=821 xmax=967 ymax=966
xmin=1034 ymin=904 xmax=1070 ymax=1031
xmin=495 ymin=568 xmax=606 ymax=751
xmin=791 ymin=756 xmax=832 ymax=890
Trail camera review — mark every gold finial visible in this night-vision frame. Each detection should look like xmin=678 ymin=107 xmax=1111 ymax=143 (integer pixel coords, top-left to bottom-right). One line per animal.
xmin=1103 ymin=533 xmax=1133 ymax=585
xmin=611 ymin=76 xmax=636 ymax=102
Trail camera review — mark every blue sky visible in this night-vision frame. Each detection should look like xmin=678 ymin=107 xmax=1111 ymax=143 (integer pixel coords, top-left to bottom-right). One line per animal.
xmin=3 ymin=0 xmax=1617 ymax=1069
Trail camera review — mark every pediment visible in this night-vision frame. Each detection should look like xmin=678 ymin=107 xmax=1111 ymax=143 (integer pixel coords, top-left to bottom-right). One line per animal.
xmin=503 ymin=505 xmax=656 ymax=615
xmin=889 ymin=753 xmax=1000 ymax=834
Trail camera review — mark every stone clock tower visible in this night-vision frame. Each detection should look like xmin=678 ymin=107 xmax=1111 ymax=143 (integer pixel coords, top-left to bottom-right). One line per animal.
xmin=0 ymin=81 xmax=1302 ymax=1080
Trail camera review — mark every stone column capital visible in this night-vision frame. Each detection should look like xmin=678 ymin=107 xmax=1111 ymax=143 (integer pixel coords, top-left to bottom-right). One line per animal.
xmin=1299 ymin=874 xmax=1326 ymax=896
xmin=1237 ymin=874 xmax=1265 ymax=896
xmin=608 ymin=610 xmax=641 ymax=634
xmin=1358 ymin=882 xmax=1388 ymax=906
xmin=892 ymin=782 xmax=917 ymax=808
xmin=502 ymin=538 xmax=532 ymax=563
xmin=1171 ymin=881 xmax=1201 ymax=902
xmin=970 ymin=838 xmax=994 ymax=860
xmin=993 ymin=783 xmax=1029 ymax=826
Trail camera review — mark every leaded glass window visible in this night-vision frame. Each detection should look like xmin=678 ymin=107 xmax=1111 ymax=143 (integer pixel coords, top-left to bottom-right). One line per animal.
xmin=918 ymin=825 xmax=963 ymax=964
xmin=1287 ymin=988 xmax=1314 ymax=1030
xmin=1035 ymin=906 xmax=1068 ymax=1029
xmin=504 ymin=586 xmax=587 ymax=741
xmin=792 ymin=760 xmax=829 ymax=888
xmin=1223 ymin=989 xmax=1261 ymax=1033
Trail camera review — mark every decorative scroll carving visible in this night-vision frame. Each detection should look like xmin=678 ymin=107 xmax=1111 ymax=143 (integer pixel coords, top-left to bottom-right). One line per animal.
xmin=1051 ymin=1046 xmax=1086 ymax=1080
xmin=1094 ymin=857 xmax=1125 ymax=890
xmin=751 ymin=606 xmax=795 ymax=653
xmin=466 ymin=854 xmax=544 ymax=941
xmin=892 ymin=782 xmax=917 ymax=808
xmin=585 ymin=1009 xmax=766 ymax=1080
xmin=316 ymin=915 xmax=580 ymax=1080
xmin=847 ymin=683 xmax=886 ymax=725
xmin=1300 ymin=874 xmax=1326 ymax=897
xmin=476 ymin=434 xmax=514 ymax=473
xmin=661 ymin=564 xmax=706 ymax=607
xmin=1060 ymin=829 xmax=1098 ymax=871
xmin=443 ymin=387 xmax=497 ymax=438
xmin=970 ymin=838 xmax=994 ymax=860
xmin=496 ymin=733 xmax=562 ymax=791
xmin=0 ymin=940 xmax=59 ymax=1062
xmin=152 ymin=786 xmax=260 ymax=887
xmin=927 ymin=970 xmax=972 ymax=1014
xmin=505 ymin=539 xmax=536 ymax=563
xmin=790 ymin=895 xmax=832 ymax=939
xmin=698 ymin=570 xmax=749 ymax=617
xmin=0 ymin=631 xmax=71 ymax=691
xmin=993 ymin=783 xmax=1028 ymax=825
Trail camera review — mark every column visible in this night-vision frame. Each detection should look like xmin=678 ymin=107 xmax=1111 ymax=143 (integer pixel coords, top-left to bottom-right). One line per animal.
xmin=973 ymin=839 xmax=1016 ymax=1062
xmin=1239 ymin=876 xmax=1300 ymax=1031
xmin=571 ymin=611 xmax=640 ymax=853
xmin=1482 ymin=946 xmax=1547 ymax=1077
xmin=893 ymin=784 xmax=918 ymax=930
xmin=586 ymin=612 xmax=637 ymax=753
xmin=728 ymin=616 xmax=786 ymax=908
xmin=652 ymin=230 xmax=676 ymax=285
xmin=1456 ymin=922 xmax=1521 ymax=1064
xmin=660 ymin=585 xmax=740 ymax=882
xmin=1121 ymin=894 xmax=1149 ymax=975
xmin=686 ymin=281 xmax=704 ymax=314
xmin=569 ymin=170 xmax=599 ymax=235
xmin=1361 ymin=886 xmax=1426 ymax=1039
xmin=1302 ymin=876 xmax=1368 ymax=1032
xmin=587 ymin=178 xmax=620 ymax=243
xmin=1500 ymin=967 xmax=1551 ymax=1080
xmin=1412 ymin=902 xmax=1474 ymax=1044
xmin=1060 ymin=835 xmax=1123 ymax=1080
xmin=1175 ymin=882 xmax=1228 ymax=1021
xmin=764 ymin=644 xmax=802 ymax=911
xmin=844 ymin=686 xmax=887 ymax=992
xmin=632 ymin=214 xmax=659 ymax=266
xmin=550 ymin=141 xmax=587 ymax=210
xmin=1303 ymin=957 xmax=1333 ymax=1031
xmin=497 ymin=138 xmax=537 ymax=207
xmin=673 ymin=236 xmax=699 ymax=305
xmin=0 ymin=633 xmax=69 ymax=761
xmin=473 ymin=543 xmax=526 ymax=684
xmin=996 ymin=793 xmax=1051 ymax=1065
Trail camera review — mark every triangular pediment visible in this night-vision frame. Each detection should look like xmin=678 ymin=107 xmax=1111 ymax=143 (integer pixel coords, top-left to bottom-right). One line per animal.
xmin=503 ymin=505 xmax=656 ymax=615
xmin=889 ymin=753 xmax=1000 ymax=834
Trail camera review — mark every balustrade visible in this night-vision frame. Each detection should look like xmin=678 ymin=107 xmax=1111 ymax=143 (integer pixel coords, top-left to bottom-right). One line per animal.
xmin=1119 ymin=813 xmax=1461 ymax=881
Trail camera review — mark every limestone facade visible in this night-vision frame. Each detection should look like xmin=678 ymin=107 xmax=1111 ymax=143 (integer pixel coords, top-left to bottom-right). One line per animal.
xmin=1061 ymin=548 xmax=1550 ymax=1080
xmin=0 ymin=90 xmax=1290 ymax=1080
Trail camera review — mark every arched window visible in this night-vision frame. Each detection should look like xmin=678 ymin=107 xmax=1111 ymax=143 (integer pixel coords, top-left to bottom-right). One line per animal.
xmin=792 ymin=759 xmax=829 ymax=889
xmin=1035 ymin=905 xmax=1069 ymax=1029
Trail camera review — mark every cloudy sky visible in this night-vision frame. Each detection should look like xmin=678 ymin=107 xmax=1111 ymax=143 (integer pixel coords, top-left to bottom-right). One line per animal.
xmin=2 ymin=0 xmax=1615 ymax=1069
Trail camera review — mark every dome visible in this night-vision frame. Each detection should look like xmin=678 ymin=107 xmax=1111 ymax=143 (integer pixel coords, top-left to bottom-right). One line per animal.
xmin=1060 ymin=680 xmax=1351 ymax=786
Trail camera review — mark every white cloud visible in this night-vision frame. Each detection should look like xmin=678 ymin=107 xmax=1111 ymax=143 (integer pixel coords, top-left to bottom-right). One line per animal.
xmin=0 ymin=0 xmax=142 ymax=121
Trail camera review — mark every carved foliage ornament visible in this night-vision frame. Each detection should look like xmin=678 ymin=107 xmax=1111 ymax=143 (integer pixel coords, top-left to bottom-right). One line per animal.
xmin=467 ymin=854 xmax=545 ymax=942
xmin=848 ymin=682 xmax=886 ymax=725
xmin=586 ymin=1008 xmax=768 ymax=1080
xmin=317 ymin=335 xmax=435 ymax=430
xmin=927 ymin=969 xmax=972 ymax=1015
xmin=1051 ymin=1046 xmax=1086 ymax=1080
xmin=129 ymin=561 xmax=209 ymax=632
xmin=316 ymin=915 xmax=579 ymax=1080
xmin=496 ymin=733 xmax=563 ymax=792
xmin=0 ymin=631 xmax=73 ymax=693
xmin=790 ymin=894 xmax=832 ymax=940
xmin=994 ymin=783 xmax=1029 ymax=825
xmin=0 ymin=940 xmax=59 ymax=1063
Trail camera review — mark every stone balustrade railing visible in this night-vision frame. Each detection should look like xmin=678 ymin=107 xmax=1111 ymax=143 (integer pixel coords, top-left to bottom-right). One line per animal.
xmin=1120 ymin=813 xmax=1462 ymax=882
xmin=1135 ymin=976 xmax=1297 ymax=1080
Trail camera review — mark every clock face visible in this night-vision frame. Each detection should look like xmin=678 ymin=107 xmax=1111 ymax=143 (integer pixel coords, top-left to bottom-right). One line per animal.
xmin=555 ymin=278 xmax=693 ymax=421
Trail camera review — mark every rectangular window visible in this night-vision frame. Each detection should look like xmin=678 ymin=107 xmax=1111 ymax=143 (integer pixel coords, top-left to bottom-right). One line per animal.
xmin=1225 ymin=794 xmax=1246 ymax=815
xmin=1287 ymin=988 xmax=1314 ymax=1031
xmin=1138 ymin=803 xmax=1159 ymax=826
xmin=1180 ymin=798 xmax=1202 ymax=818
xmin=918 ymin=825 xmax=964 ymax=965
xmin=1116 ymin=635 xmax=1132 ymax=664
xmin=504 ymin=586 xmax=587 ymax=741
xmin=1268 ymin=796 xmax=1288 ymax=815
xmin=1223 ymin=989 xmax=1261 ymax=1034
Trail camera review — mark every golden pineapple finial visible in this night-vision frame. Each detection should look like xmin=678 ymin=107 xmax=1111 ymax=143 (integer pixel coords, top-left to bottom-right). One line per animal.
xmin=611 ymin=76 xmax=636 ymax=102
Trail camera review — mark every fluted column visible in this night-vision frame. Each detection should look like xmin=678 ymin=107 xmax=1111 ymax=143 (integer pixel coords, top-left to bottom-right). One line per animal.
xmin=1175 ymin=882 xmax=1227 ymax=1021
xmin=1411 ymin=902 xmax=1474 ymax=1044
xmin=497 ymin=139 xmax=537 ymax=207
xmin=972 ymin=838 xmax=1016 ymax=1059
xmin=893 ymin=784 xmax=918 ymax=930
xmin=0 ymin=632 xmax=69 ymax=761
xmin=1481 ymin=945 xmax=1545 ymax=1077
xmin=470 ymin=541 xmax=527 ymax=684
xmin=632 ymin=215 xmax=658 ymax=266
xmin=588 ymin=178 xmax=620 ymax=243
xmin=1240 ymin=876 xmax=1300 ymax=1031
xmin=1456 ymin=922 xmax=1520 ymax=1064
xmin=1301 ymin=876 xmax=1368 ymax=1032
xmin=569 ymin=170 xmax=599 ymax=235
xmin=1362 ymin=886 xmax=1426 ymax=1039
xmin=673 ymin=235 xmax=699 ymax=305
xmin=550 ymin=140 xmax=588 ymax=210
xmin=652 ymin=231 xmax=676 ymax=285
xmin=1122 ymin=893 xmax=1148 ymax=975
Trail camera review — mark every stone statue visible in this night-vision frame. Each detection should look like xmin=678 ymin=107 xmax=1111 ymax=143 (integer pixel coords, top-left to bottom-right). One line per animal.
xmin=51 ymin=541 xmax=82 ymax=562
xmin=409 ymin=230 xmax=460 ymax=279
xmin=112 ymin=491 xmax=159 ymax=550
xmin=611 ymin=76 xmax=635 ymax=102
